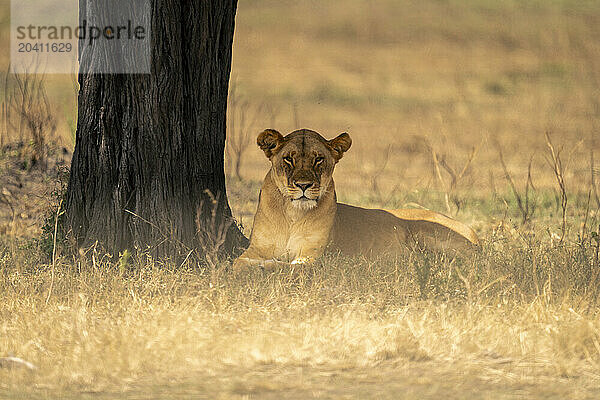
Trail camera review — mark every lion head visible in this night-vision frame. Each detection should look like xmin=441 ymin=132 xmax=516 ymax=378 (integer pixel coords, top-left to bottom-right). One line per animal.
xmin=257 ymin=128 xmax=352 ymax=210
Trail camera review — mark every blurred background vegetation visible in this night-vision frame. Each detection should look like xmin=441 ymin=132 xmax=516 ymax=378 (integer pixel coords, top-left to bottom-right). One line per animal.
xmin=227 ymin=0 xmax=600 ymax=237
xmin=2 ymin=0 xmax=600 ymax=236
xmin=1 ymin=0 xmax=600 ymax=259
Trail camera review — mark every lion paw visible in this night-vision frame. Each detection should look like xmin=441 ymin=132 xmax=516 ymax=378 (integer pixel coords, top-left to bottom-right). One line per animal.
xmin=233 ymin=257 xmax=288 ymax=273
xmin=290 ymin=256 xmax=314 ymax=265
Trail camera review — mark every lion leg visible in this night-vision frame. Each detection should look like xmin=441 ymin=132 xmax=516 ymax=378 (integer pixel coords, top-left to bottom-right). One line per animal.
xmin=232 ymin=247 xmax=287 ymax=272
xmin=289 ymin=240 xmax=326 ymax=265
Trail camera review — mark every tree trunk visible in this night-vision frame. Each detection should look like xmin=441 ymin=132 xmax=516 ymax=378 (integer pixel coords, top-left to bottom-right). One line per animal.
xmin=64 ymin=0 xmax=247 ymax=258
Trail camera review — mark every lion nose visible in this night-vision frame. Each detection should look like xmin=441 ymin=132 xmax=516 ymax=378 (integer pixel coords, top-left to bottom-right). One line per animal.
xmin=294 ymin=182 xmax=313 ymax=192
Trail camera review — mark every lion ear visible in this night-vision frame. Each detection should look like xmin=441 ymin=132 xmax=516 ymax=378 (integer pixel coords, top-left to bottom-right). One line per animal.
xmin=327 ymin=132 xmax=352 ymax=162
xmin=257 ymin=129 xmax=284 ymax=158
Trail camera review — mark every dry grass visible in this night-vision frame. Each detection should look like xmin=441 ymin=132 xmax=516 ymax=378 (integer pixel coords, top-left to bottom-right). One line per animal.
xmin=1 ymin=239 xmax=600 ymax=399
xmin=2 ymin=0 xmax=600 ymax=398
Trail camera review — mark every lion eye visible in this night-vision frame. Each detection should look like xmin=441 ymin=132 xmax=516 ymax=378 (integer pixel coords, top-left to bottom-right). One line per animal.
xmin=314 ymin=157 xmax=324 ymax=166
xmin=283 ymin=156 xmax=294 ymax=166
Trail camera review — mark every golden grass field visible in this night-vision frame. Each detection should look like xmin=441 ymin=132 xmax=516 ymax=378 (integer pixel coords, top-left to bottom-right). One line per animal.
xmin=2 ymin=0 xmax=600 ymax=398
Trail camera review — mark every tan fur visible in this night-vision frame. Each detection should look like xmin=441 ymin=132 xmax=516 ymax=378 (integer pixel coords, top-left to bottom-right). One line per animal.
xmin=233 ymin=129 xmax=479 ymax=270
xmin=330 ymin=204 xmax=479 ymax=256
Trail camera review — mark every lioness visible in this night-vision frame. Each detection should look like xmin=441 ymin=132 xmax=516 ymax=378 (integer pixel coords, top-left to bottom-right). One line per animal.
xmin=233 ymin=128 xmax=479 ymax=269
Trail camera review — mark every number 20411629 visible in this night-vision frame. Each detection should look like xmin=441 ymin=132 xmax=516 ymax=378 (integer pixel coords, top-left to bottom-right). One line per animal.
xmin=17 ymin=42 xmax=72 ymax=53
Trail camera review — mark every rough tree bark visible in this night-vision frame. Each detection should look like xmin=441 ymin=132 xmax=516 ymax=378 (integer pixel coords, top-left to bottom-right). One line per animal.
xmin=64 ymin=0 xmax=247 ymax=258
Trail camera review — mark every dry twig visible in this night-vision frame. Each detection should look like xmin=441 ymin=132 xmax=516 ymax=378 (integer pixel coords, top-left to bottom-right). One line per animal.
xmin=227 ymin=80 xmax=266 ymax=180
xmin=497 ymin=146 xmax=536 ymax=225
xmin=426 ymin=138 xmax=478 ymax=215
xmin=46 ymin=199 xmax=64 ymax=304
xmin=544 ymin=132 xmax=568 ymax=243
